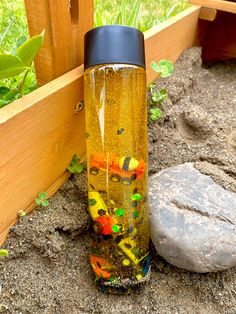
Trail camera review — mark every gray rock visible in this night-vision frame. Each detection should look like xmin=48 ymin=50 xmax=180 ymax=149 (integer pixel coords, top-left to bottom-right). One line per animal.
xmin=149 ymin=163 xmax=236 ymax=273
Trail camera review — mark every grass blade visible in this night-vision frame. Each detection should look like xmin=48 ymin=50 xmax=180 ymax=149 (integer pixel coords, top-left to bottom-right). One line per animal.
xmin=94 ymin=11 xmax=105 ymax=28
xmin=166 ymin=2 xmax=180 ymax=19
xmin=127 ymin=0 xmax=141 ymax=28
xmin=120 ymin=0 xmax=127 ymax=25
xmin=114 ymin=12 xmax=122 ymax=25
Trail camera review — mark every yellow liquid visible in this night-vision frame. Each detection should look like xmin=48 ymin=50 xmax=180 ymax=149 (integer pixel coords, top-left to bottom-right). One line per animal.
xmin=84 ymin=64 xmax=150 ymax=292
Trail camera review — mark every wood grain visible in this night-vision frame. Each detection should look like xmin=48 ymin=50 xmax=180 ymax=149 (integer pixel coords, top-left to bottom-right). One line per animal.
xmin=199 ymin=7 xmax=217 ymax=21
xmin=24 ymin=0 xmax=93 ymax=86
xmin=0 ymin=65 xmax=85 ymax=244
xmin=0 ymin=6 xmax=202 ymax=246
xmin=71 ymin=0 xmax=94 ymax=66
xmin=0 ymin=172 xmax=70 ymax=245
xmin=189 ymin=0 xmax=236 ymax=13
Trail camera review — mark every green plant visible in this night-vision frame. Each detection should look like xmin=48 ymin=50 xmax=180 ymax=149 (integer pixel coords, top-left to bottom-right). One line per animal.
xmin=0 ymin=249 xmax=9 ymax=257
xmin=67 ymin=154 xmax=84 ymax=174
xmin=0 ymin=30 xmax=44 ymax=108
xmin=0 ymin=0 xmax=27 ymax=52
xmin=94 ymin=0 xmax=189 ymax=31
xmin=139 ymin=0 xmax=189 ymax=32
xmin=35 ymin=192 xmax=49 ymax=207
xmin=94 ymin=0 xmax=141 ymax=28
xmin=151 ymin=59 xmax=174 ymax=78
xmin=149 ymin=107 xmax=164 ymax=121
xmin=149 ymin=59 xmax=174 ymax=121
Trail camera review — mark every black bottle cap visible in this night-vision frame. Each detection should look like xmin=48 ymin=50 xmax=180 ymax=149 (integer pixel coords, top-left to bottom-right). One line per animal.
xmin=84 ymin=25 xmax=146 ymax=70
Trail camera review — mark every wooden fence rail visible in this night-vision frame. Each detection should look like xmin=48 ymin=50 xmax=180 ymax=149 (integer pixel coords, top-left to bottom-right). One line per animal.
xmin=189 ymin=0 xmax=236 ymax=13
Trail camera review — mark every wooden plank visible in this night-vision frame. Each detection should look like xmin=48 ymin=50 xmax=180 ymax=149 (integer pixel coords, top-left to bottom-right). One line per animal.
xmin=0 ymin=229 xmax=9 ymax=248
xmin=24 ymin=0 xmax=93 ymax=86
xmin=199 ymin=7 xmax=217 ymax=21
xmin=145 ymin=5 xmax=201 ymax=83
xmin=0 ymin=6 xmax=202 ymax=246
xmin=71 ymin=0 xmax=94 ymax=66
xmin=189 ymin=0 xmax=236 ymax=13
xmin=0 ymin=172 xmax=70 ymax=245
xmin=0 ymin=65 xmax=86 ymax=244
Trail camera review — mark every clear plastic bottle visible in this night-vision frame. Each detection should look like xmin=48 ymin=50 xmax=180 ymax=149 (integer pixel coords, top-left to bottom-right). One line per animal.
xmin=84 ymin=26 xmax=150 ymax=294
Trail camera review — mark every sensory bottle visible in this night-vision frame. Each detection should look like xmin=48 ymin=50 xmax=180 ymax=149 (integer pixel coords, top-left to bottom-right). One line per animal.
xmin=84 ymin=25 xmax=150 ymax=293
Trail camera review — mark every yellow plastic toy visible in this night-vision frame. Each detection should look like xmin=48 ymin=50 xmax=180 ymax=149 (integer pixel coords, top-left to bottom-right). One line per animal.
xmin=88 ymin=191 xmax=109 ymax=219
xmin=118 ymin=238 xmax=140 ymax=265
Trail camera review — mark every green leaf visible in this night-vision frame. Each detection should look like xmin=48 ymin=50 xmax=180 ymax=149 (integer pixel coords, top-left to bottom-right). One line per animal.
xmin=75 ymin=164 xmax=83 ymax=173
xmin=39 ymin=192 xmax=47 ymax=200
xmin=151 ymin=89 xmax=167 ymax=104
xmin=127 ymin=0 xmax=141 ymax=28
xmin=67 ymin=165 xmax=76 ymax=174
xmin=151 ymin=61 xmax=161 ymax=73
xmin=67 ymin=154 xmax=83 ymax=173
xmin=150 ymin=108 xmax=163 ymax=121
xmin=71 ymin=154 xmax=79 ymax=166
xmin=3 ymin=88 xmax=19 ymax=101
xmin=41 ymin=200 xmax=49 ymax=207
xmin=0 ymin=54 xmax=27 ymax=79
xmin=23 ymin=70 xmax=37 ymax=94
xmin=151 ymin=60 xmax=174 ymax=78
xmin=35 ymin=198 xmax=42 ymax=206
xmin=159 ymin=60 xmax=174 ymax=77
xmin=11 ymin=36 xmax=28 ymax=55
xmin=0 ymin=86 xmax=10 ymax=98
xmin=159 ymin=88 xmax=168 ymax=98
xmin=24 ymin=83 xmax=37 ymax=94
xmin=0 ymin=249 xmax=9 ymax=257
xmin=0 ymin=99 xmax=11 ymax=108
xmin=16 ymin=36 xmax=28 ymax=48
xmin=17 ymin=30 xmax=45 ymax=67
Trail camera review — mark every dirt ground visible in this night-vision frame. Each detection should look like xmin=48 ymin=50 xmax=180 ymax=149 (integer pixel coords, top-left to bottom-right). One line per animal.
xmin=0 ymin=48 xmax=235 ymax=314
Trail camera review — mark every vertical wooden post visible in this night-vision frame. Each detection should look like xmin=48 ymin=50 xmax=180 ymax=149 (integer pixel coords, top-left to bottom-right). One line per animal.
xmin=24 ymin=0 xmax=94 ymax=86
xmin=70 ymin=0 xmax=94 ymax=67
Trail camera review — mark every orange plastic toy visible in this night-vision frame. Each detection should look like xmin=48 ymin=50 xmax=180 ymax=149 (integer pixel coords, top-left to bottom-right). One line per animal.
xmin=90 ymin=152 xmax=145 ymax=185
xmin=96 ymin=216 xmax=115 ymax=235
xmin=90 ymin=255 xmax=113 ymax=279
